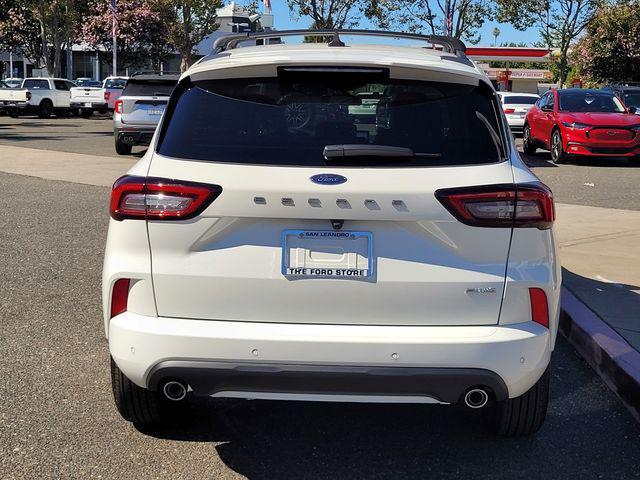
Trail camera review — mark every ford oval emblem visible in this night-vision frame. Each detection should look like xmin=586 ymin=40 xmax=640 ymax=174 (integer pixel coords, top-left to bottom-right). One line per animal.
xmin=310 ymin=174 xmax=347 ymax=185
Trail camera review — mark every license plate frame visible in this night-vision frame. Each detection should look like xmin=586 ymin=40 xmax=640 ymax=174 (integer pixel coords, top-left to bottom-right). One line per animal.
xmin=281 ymin=229 xmax=373 ymax=278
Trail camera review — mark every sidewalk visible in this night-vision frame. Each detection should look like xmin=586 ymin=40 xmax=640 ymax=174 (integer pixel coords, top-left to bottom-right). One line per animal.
xmin=0 ymin=145 xmax=135 ymax=187
xmin=1 ymin=144 xmax=639 ymax=418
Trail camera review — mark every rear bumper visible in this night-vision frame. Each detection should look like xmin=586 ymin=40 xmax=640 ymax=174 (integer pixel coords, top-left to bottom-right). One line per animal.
xmin=506 ymin=117 xmax=525 ymax=130
xmin=147 ymin=361 xmax=508 ymax=404
xmin=565 ymin=142 xmax=640 ymax=157
xmin=70 ymin=101 xmax=107 ymax=109
xmin=115 ymin=128 xmax=155 ymax=146
xmin=109 ymin=313 xmax=553 ymax=401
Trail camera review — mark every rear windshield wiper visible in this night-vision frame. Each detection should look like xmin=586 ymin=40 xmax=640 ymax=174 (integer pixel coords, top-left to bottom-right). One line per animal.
xmin=323 ymin=144 xmax=441 ymax=160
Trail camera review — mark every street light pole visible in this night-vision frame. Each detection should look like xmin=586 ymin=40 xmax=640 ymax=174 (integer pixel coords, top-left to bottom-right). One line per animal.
xmin=111 ymin=0 xmax=117 ymax=76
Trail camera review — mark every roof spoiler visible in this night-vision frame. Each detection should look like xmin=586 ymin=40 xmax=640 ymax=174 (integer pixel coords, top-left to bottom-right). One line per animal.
xmin=212 ymin=29 xmax=467 ymax=57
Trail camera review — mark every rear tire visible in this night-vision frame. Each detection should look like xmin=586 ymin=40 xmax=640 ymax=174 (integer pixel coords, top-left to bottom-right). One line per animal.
xmin=522 ymin=124 xmax=537 ymax=155
xmin=38 ymin=100 xmax=53 ymax=119
xmin=111 ymin=357 xmax=167 ymax=430
xmin=115 ymin=138 xmax=132 ymax=155
xmin=491 ymin=368 xmax=550 ymax=437
xmin=550 ymin=129 xmax=567 ymax=164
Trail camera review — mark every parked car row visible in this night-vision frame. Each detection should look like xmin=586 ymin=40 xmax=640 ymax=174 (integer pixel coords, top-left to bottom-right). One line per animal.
xmin=0 ymin=76 xmax=128 ymax=118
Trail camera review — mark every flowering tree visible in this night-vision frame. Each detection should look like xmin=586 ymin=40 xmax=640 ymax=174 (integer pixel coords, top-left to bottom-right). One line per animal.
xmin=0 ymin=0 xmax=85 ymax=75
xmin=155 ymin=0 xmax=223 ymax=72
xmin=0 ymin=1 xmax=43 ymax=67
xmin=571 ymin=0 xmax=640 ymax=83
xmin=82 ymin=0 xmax=174 ymax=72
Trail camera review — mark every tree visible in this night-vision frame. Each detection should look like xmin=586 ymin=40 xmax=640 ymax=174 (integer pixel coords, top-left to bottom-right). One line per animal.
xmin=492 ymin=26 xmax=500 ymax=46
xmin=571 ymin=0 xmax=640 ymax=83
xmin=496 ymin=0 xmax=601 ymax=86
xmin=155 ymin=0 xmax=224 ymax=72
xmin=287 ymin=0 xmax=384 ymax=29
xmin=0 ymin=0 xmax=43 ymax=68
xmin=0 ymin=0 xmax=86 ymax=76
xmin=377 ymin=0 xmax=494 ymax=44
xmin=83 ymin=0 xmax=173 ymax=72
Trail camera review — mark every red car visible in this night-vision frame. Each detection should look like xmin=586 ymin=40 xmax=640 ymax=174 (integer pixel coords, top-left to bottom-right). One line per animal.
xmin=523 ymin=88 xmax=640 ymax=163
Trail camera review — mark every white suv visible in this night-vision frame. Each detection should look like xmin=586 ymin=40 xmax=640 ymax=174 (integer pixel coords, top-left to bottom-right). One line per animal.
xmin=103 ymin=30 xmax=560 ymax=436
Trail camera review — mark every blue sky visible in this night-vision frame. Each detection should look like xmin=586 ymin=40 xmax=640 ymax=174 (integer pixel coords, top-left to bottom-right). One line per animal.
xmin=262 ymin=2 xmax=541 ymax=47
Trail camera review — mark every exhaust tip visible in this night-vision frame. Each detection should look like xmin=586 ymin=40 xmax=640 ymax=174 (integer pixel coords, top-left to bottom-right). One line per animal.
xmin=162 ymin=380 xmax=187 ymax=401
xmin=464 ymin=388 xmax=489 ymax=409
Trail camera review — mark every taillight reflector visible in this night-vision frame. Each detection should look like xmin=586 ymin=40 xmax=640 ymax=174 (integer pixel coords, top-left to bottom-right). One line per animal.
xmin=529 ymin=288 xmax=549 ymax=328
xmin=114 ymin=99 xmax=123 ymax=114
xmin=111 ymin=279 xmax=130 ymax=318
xmin=110 ymin=175 xmax=222 ymax=221
xmin=435 ymin=183 xmax=555 ymax=229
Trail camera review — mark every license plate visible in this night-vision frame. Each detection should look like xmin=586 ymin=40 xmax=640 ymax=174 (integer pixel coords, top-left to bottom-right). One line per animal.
xmin=282 ymin=230 xmax=373 ymax=278
xmin=84 ymin=102 xmax=92 ymax=107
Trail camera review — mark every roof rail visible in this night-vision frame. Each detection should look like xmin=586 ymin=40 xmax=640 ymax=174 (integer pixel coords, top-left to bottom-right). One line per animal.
xmin=212 ymin=29 xmax=467 ymax=56
xmin=131 ymin=70 xmax=182 ymax=77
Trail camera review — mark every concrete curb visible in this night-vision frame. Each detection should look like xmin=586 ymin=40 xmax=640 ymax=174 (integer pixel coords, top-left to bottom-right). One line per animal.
xmin=560 ymin=285 xmax=640 ymax=422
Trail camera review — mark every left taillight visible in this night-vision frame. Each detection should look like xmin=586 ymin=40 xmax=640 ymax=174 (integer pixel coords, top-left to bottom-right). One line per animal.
xmin=110 ymin=175 xmax=222 ymax=221
xmin=114 ymin=99 xmax=123 ymax=114
xmin=111 ymin=278 xmax=130 ymax=318
xmin=504 ymin=108 xmax=516 ymax=114
xmin=435 ymin=183 xmax=555 ymax=229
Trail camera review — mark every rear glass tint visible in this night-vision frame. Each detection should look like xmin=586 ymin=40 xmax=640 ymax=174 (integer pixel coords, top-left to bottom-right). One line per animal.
xmin=503 ymin=96 xmax=538 ymax=105
xmin=158 ymin=74 xmax=505 ymax=167
xmin=105 ymin=78 xmax=127 ymax=89
xmin=23 ymin=79 xmax=50 ymax=90
xmin=122 ymin=80 xmax=176 ymax=97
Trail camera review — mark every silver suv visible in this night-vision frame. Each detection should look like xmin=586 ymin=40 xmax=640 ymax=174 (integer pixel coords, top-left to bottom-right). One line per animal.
xmin=113 ymin=73 xmax=179 ymax=155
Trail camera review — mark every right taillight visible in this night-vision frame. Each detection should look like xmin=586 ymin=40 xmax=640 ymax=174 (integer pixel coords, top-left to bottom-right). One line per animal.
xmin=504 ymin=108 xmax=515 ymax=114
xmin=114 ymin=99 xmax=123 ymax=114
xmin=26 ymin=91 xmax=32 ymax=101
xmin=435 ymin=183 xmax=555 ymax=229
xmin=529 ymin=287 xmax=549 ymax=328
xmin=104 ymin=91 xmax=111 ymax=101
xmin=110 ymin=175 xmax=222 ymax=221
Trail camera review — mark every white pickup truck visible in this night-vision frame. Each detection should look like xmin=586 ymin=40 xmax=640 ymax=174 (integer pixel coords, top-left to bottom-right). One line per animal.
xmin=0 ymin=77 xmax=75 ymax=118
xmin=70 ymin=80 xmax=108 ymax=117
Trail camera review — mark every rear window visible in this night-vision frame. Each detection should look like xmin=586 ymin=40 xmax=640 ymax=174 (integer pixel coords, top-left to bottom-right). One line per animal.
xmin=158 ymin=71 xmax=505 ymax=167
xmin=503 ymin=95 xmax=538 ymax=105
xmin=122 ymin=80 xmax=176 ymax=97
xmin=105 ymin=78 xmax=127 ymax=89
xmin=623 ymin=92 xmax=640 ymax=108
xmin=559 ymin=90 xmax=625 ymax=113
xmin=23 ymin=79 xmax=49 ymax=90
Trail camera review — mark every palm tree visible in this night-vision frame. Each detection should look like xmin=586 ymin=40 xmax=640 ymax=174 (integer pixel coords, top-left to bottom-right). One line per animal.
xmin=493 ymin=27 xmax=501 ymax=47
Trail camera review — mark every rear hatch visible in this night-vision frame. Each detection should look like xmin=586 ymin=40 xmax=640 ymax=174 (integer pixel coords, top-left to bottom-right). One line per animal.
xmin=146 ymin=69 xmax=514 ymax=326
xmin=120 ymin=77 xmax=177 ymax=126
xmin=70 ymin=87 xmax=103 ymax=104
xmin=502 ymin=95 xmax=538 ymax=118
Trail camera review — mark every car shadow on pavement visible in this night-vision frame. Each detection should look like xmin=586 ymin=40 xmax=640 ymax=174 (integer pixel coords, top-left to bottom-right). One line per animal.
xmin=141 ymin=336 xmax=640 ymax=479
xmin=521 ymin=150 xmax=639 ymax=169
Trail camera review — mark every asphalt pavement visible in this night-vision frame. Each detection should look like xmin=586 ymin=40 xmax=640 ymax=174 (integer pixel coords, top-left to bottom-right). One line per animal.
xmin=1 ymin=171 xmax=639 ymax=479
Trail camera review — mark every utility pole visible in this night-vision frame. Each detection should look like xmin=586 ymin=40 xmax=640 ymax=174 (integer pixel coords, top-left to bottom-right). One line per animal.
xmin=110 ymin=0 xmax=117 ymax=76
